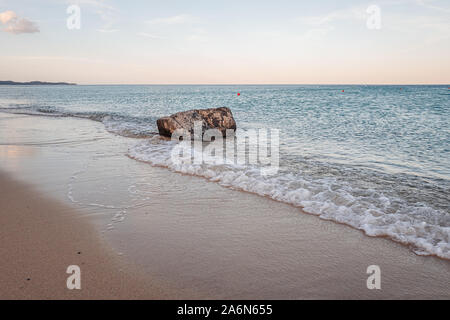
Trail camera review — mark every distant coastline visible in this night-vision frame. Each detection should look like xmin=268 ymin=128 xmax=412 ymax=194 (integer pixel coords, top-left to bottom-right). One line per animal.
xmin=0 ymin=81 xmax=76 ymax=86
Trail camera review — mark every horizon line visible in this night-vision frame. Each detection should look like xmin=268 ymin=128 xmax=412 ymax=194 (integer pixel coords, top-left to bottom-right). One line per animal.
xmin=45 ymin=83 xmax=450 ymax=86
xmin=2 ymin=80 xmax=450 ymax=86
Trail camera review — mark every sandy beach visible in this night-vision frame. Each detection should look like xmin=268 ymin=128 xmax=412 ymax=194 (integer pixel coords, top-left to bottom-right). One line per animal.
xmin=0 ymin=169 xmax=183 ymax=299
xmin=1 ymin=0 xmax=449 ymax=304
xmin=0 ymin=112 xmax=449 ymax=299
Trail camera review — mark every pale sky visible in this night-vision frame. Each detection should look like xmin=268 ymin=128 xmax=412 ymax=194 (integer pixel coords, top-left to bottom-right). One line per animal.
xmin=0 ymin=0 xmax=449 ymax=84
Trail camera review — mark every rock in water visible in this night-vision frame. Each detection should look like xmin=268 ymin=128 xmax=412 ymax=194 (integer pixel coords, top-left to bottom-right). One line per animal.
xmin=157 ymin=107 xmax=236 ymax=139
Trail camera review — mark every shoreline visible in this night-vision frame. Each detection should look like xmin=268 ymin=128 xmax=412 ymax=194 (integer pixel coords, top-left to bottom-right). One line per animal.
xmin=0 ymin=112 xmax=449 ymax=299
xmin=130 ymin=153 xmax=450 ymax=263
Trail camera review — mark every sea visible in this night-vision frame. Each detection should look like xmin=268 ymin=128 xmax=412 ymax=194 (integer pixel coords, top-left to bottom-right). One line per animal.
xmin=0 ymin=84 xmax=448 ymax=259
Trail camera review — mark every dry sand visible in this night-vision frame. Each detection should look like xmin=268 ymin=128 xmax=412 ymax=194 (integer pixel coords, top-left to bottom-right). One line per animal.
xmin=0 ymin=170 xmax=175 ymax=299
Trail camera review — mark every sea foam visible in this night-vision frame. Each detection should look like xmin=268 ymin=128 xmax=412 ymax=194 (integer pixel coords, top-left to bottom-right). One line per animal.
xmin=128 ymin=137 xmax=450 ymax=259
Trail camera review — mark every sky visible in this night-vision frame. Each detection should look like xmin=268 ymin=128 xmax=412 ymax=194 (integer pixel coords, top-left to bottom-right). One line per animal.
xmin=0 ymin=0 xmax=449 ymax=84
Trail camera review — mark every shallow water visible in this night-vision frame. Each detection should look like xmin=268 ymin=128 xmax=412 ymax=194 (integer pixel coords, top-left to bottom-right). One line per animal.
xmin=0 ymin=85 xmax=449 ymax=258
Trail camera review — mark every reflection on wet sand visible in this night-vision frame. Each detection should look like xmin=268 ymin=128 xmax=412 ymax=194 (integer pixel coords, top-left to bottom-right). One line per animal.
xmin=0 ymin=145 xmax=36 ymax=158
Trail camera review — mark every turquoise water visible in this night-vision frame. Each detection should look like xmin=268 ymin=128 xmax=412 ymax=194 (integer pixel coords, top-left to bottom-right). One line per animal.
xmin=0 ymin=85 xmax=449 ymax=258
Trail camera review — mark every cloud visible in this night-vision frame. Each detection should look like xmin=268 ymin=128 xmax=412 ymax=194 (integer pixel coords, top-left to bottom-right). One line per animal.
xmin=0 ymin=10 xmax=16 ymax=24
xmin=297 ymin=1 xmax=450 ymax=47
xmin=137 ymin=32 xmax=166 ymax=39
xmin=298 ymin=7 xmax=366 ymax=26
xmin=146 ymin=14 xmax=196 ymax=25
xmin=69 ymin=0 xmax=119 ymax=32
xmin=415 ymin=0 xmax=450 ymax=13
xmin=98 ymin=28 xmax=118 ymax=33
xmin=0 ymin=10 xmax=39 ymax=34
xmin=72 ymin=0 xmax=115 ymax=11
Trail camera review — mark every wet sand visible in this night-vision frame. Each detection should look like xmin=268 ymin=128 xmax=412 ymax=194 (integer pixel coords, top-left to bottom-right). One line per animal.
xmin=0 ymin=113 xmax=449 ymax=299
